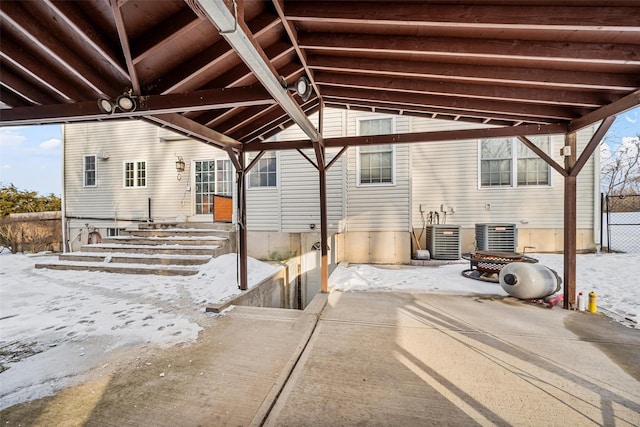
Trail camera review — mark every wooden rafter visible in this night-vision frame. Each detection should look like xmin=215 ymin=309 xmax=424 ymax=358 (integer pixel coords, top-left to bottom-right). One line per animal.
xmin=320 ymin=87 xmax=582 ymax=122
xmin=298 ymin=32 xmax=640 ymax=66
xmin=110 ymin=0 xmax=140 ymax=94
xmin=285 ymin=2 xmax=640 ymax=31
xmin=0 ymin=1 xmax=115 ymax=97
xmin=307 ymin=55 xmax=640 ymax=92
xmin=315 ymin=72 xmax=613 ymax=108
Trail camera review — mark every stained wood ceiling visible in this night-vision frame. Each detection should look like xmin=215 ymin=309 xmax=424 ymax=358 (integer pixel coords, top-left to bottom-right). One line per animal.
xmin=1 ymin=0 xmax=639 ymax=151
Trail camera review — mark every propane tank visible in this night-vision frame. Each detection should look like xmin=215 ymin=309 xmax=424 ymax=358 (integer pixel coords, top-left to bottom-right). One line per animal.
xmin=498 ymin=262 xmax=562 ymax=300
xmin=577 ymin=292 xmax=586 ymax=311
xmin=588 ymin=291 xmax=597 ymax=313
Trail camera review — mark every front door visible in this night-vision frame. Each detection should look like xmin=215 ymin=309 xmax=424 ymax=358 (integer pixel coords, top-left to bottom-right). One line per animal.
xmin=194 ymin=159 xmax=233 ymax=218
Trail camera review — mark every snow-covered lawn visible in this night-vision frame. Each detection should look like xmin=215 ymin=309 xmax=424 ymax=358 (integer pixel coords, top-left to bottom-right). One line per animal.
xmin=329 ymin=252 xmax=640 ymax=327
xmin=0 ymin=253 xmax=280 ymax=409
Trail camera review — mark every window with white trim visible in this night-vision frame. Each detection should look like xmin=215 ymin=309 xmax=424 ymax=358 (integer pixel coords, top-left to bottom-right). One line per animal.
xmin=124 ymin=161 xmax=146 ymax=188
xmin=83 ymin=155 xmax=96 ymax=187
xmin=480 ymin=137 xmax=550 ymax=188
xmin=357 ymin=117 xmax=395 ymax=185
xmin=248 ymin=152 xmax=277 ymax=188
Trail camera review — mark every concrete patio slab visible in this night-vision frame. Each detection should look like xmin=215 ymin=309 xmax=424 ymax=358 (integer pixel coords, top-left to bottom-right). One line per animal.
xmin=2 ymin=291 xmax=638 ymax=426
xmin=264 ymin=291 xmax=640 ymax=426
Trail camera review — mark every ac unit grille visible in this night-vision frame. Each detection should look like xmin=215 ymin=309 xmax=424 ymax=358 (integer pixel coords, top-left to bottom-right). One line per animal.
xmin=475 ymin=223 xmax=517 ymax=252
xmin=426 ymin=225 xmax=461 ymax=260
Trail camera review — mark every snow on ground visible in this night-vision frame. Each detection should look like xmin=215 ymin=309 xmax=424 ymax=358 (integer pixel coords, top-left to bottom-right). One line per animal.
xmin=0 ymin=253 xmax=281 ymax=409
xmin=330 ymin=253 xmax=640 ymax=328
xmin=1 ymin=251 xmax=638 ymax=409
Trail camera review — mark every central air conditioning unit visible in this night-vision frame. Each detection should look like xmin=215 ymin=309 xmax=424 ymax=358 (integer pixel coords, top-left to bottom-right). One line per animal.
xmin=426 ymin=225 xmax=461 ymax=260
xmin=476 ymin=223 xmax=517 ymax=252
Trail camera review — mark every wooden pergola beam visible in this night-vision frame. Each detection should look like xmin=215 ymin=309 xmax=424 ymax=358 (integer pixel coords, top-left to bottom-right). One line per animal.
xmin=299 ymin=32 xmax=640 ymax=66
xmin=315 ymin=71 xmax=614 ymax=108
xmin=244 ymin=122 xmax=567 ymax=151
xmin=320 ymin=86 xmax=582 ymax=122
xmin=568 ymin=89 xmax=640 ymax=132
xmin=286 ymin=2 xmax=640 ymax=31
xmin=307 ymin=55 xmax=640 ymax=92
xmin=0 ymin=87 xmax=274 ymax=126
xmin=144 ymin=113 xmax=242 ymax=151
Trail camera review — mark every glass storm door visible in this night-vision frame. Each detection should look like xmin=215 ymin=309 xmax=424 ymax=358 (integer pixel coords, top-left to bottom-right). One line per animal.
xmin=194 ymin=159 xmax=233 ymax=215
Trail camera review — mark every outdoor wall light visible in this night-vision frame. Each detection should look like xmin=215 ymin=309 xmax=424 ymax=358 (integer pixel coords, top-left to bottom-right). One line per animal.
xmin=281 ymin=76 xmax=313 ymax=101
xmin=175 ymin=156 xmax=186 ymax=172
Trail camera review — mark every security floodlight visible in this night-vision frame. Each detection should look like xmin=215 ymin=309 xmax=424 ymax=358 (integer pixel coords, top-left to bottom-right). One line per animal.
xmin=116 ymin=94 xmax=136 ymax=112
xmin=281 ymin=76 xmax=313 ymax=102
xmin=98 ymin=98 xmax=115 ymax=114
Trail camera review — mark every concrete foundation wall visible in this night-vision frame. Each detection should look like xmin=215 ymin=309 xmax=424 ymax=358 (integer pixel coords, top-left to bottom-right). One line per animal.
xmin=210 ymin=259 xmax=302 ymax=311
xmin=343 ymin=231 xmax=412 ymax=264
xmin=247 ymin=231 xmax=302 ymax=261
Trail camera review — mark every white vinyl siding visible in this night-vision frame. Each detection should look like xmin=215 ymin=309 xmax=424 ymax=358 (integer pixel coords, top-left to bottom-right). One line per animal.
xmin=266 ymin=110 xmax=347 ymax=233
xmin=83 ymin=155 xmax=96 ymax=187
xmin=347 ymin=112 xmax=410 ymax=232
xmin=246 ymin=152 xmax=281 ymax=231
xmin=411 ymin=117 xmax=596 ymax=231
xmin=64 ymin=120 xmax=231 ymax=223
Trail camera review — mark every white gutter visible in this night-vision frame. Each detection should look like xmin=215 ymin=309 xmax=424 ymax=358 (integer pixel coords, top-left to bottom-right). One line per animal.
xmin=196 ymin=0 xmax=320 ymax=142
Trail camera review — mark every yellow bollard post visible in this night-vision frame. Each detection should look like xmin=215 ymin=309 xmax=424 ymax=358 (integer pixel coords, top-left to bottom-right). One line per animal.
xmin=588 ymin=291 xmax=597 ymax=313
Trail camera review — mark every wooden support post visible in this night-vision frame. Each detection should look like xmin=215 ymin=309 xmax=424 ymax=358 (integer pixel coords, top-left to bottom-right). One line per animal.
xmin=319 ymin=147 xmax=329 ymax=293
xmin=563 ymin=132 xmax=577 ymax=309
xmin=317 ymin=102 xmax=329 ymax=293
xmin=236 ymin=152 xmax=248 ymax=291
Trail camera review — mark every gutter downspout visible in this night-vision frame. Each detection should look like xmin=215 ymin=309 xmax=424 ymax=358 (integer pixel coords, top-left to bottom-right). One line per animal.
xmin=61 ymin=124 xmax=68 ymax=253
xmin=593 ymin=125 xmax=602 ymax=253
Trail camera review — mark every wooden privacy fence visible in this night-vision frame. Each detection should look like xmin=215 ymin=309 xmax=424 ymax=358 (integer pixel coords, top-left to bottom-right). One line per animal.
xmin=0 ymin=211 xmax=62 ymax=253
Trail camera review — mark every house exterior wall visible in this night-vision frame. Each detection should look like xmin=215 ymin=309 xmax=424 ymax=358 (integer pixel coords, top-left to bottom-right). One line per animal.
xmin=62 ymin=108 xmax=599 ymax=259
xmin=410 ymin=122 xmax=598 ymax=253
xmin=63 ymin=120 xmax=228 ymax=250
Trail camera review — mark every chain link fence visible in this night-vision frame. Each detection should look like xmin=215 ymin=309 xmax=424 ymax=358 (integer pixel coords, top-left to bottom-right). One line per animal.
xmin=603 ymin=194 xmax=640 ymax=253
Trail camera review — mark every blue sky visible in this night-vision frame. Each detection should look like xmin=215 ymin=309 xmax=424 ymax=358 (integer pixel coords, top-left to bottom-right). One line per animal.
xmin=1 ymin=107 xmax=639 ymax=197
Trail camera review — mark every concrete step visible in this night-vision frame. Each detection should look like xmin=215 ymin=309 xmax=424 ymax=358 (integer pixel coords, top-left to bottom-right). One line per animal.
xmin=101 ymin=235 xmax=228 ymax=246
xmin=81 ymin=243 xmax=224 ymax=256
xmin=40 ymin=224 xmax=234 ymax=276
xmin=123 ymin=229 xmax=233 ymax=239
xmin=35 ymin=261 xmax=199 ymax=276
xmin=137 ymin=222 xmax=235 ymax=231
xmin=59 ymin=252 xmax=212 ymax=266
